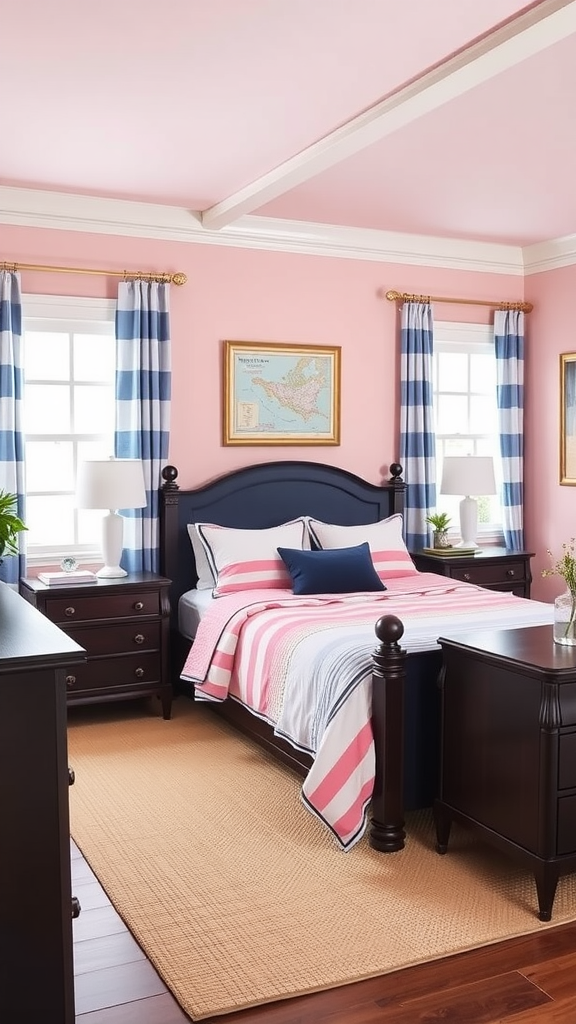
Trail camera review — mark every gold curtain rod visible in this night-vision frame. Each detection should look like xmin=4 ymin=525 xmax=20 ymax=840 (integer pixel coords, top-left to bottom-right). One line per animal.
xmin=385 ymin=289 xmax=532 ymax=314
xmin=1 ymin=261 xmax=187 ymax=286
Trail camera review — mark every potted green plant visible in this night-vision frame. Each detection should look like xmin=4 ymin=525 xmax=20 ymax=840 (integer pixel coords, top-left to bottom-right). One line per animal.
xmin=425 ymin=511 xmax=452 ymax=549
xmin=0 ymin=490 xmax=27 ymax=560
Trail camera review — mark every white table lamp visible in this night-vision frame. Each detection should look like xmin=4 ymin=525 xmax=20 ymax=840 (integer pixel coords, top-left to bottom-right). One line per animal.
xmin=440 ymin=456 xmax=497 ymax=548
xmin=76 ymin=458 xmax=147 ymax=577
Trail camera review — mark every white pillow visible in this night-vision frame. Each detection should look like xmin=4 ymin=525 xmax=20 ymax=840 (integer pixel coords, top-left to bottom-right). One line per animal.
xmin=187 ymin=524 xmax=218 ymax=590
xmin=307 ymin=514 xmax=418 ymax=580
xmin=195 ymin=519 xmax=308 ymax=596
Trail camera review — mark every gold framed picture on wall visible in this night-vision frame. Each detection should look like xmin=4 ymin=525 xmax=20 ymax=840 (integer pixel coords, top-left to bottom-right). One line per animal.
xmin=560 ymin=353 xmax=576 ymax=484
xmin=223 ymin=341 xmax=341 ymax=446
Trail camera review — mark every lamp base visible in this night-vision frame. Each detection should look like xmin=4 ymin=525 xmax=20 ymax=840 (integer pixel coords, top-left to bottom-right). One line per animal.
xmin=459 ymin=496 xmax=479 ymax=548
xmin=98 ymin=511 xmax=128 ymax=579
xmin=96 ymin=564 xmax=128 ymax=579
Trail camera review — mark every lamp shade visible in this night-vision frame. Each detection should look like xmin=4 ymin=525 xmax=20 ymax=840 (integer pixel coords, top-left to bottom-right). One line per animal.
xmin=440 ymin=456 xmax=496 ymax=498
xmin=76 ymin=458 xmax=147 ymax=511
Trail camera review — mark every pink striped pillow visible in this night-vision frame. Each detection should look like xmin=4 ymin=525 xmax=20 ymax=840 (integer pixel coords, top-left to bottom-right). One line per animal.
xmin=307 ymin=514 xmax=418 ymax=580
xmin=196 ymin=519 xmax=308 ymax=596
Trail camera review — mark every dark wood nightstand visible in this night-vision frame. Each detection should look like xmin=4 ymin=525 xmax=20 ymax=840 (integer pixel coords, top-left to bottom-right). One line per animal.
xmin=20 ymin=571 xmax=172 ymax=719
xmin=410 ymin=546 xmax=533 ymax=598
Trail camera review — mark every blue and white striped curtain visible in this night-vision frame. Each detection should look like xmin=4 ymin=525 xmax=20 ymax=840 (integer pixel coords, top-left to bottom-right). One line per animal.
xmin=399 ymin=301 xmax=436 ymax=550
xmin=0 ymin=271 xmax=26 ymax=586
xmin=115 ymin=280 xmax=171 ymax=573
xmin=494 ymin=309 xmax=524 ymax=551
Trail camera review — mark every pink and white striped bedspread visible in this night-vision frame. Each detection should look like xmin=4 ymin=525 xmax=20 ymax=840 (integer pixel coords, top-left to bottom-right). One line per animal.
xmin=181 ymin=574 xmax=554 ymax=849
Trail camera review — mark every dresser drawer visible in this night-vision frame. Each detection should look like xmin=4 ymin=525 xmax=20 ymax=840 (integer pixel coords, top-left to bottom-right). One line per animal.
xmin=44 ymin=589 xmax=160 ymax=624
xmin=557 ymin=794 xmax=576 ymax=855
xmin=66 ymin=622 xmax=161 ymax=657
xmin=65 ymin=651 xmax=162 ymax=694
xmin=448 ymin=560 xmax=527 ymax=587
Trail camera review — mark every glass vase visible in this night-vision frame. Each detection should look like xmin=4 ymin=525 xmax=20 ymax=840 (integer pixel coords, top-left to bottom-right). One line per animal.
xmin=554 ymin=589 xmax=576 ymax=646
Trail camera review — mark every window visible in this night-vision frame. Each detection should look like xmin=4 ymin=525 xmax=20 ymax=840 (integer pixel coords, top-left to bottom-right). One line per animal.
xmin=433 ymin=322 xmax=502 ymax=537
xmin=23 ymin=295 xmax=116 ymax=564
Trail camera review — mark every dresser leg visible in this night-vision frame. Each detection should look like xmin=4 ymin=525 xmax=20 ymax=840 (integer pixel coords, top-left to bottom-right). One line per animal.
xmin=534 ymin=864 xmax=559 ymax=921
xmin=433 ymin=799 xmax=452 ymax=854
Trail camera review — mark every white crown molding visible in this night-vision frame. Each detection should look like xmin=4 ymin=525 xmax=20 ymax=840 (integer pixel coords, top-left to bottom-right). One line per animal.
xmin=0 ymin=185 xmax=524 ymax=275
xmin=522 ymin=233 xmax=576 ymax=274
xmin=202 ymin=0 xmax=576 ymax=228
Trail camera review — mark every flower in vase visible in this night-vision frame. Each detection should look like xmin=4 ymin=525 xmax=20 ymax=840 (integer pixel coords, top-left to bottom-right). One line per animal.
xmin=542 ymin=539 xmax=576 ymax=641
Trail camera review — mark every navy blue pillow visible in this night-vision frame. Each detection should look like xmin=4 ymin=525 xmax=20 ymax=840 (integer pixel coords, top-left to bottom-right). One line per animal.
xmin=277 ymin=542 xmax=386 ymax=595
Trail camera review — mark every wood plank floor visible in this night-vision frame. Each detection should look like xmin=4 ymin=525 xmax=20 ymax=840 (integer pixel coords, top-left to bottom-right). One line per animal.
xmin=72 ymin=839 xmax=576 ymax=1024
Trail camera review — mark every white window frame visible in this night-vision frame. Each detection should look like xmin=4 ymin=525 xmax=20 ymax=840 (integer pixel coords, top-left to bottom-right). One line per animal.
xmin=23 ymin=294 xmax=116 ymax=566
xmin=433 ymin=321 xmax=503 ymax=544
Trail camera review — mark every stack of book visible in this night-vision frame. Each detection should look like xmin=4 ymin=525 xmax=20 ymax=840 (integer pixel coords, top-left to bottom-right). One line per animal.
xmin=421 ymin=546 xmax=479 ymax=557
xmin=37 ymin=569 xmax=98 ymax=586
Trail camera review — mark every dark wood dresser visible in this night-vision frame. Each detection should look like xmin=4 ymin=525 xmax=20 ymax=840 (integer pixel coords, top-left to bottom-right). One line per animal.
xmin=435 ymin=625 xmax=576 ymax=921
xmin=410 ymin=547 xmax=533 ymax=598
xmin=0 ymin=582 xmax=86 ymax=1023
xmin=20 ymin=571 xmax=172 ymax=719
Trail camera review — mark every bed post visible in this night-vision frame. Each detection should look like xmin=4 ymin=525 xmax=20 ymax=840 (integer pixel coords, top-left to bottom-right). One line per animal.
xmin=159 ymin=465 xmax=179 ymax=607
xmin=369 ymin=614 xmax=406 ymax=852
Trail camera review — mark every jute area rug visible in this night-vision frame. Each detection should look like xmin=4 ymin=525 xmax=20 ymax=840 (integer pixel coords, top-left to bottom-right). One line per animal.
xmin=68 ymin=698 xmax=576 ymax=1021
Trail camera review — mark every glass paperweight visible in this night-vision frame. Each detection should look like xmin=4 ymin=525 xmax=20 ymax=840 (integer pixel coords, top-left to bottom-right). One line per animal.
xmin=60 ymin=556 xmax=78 ymax=573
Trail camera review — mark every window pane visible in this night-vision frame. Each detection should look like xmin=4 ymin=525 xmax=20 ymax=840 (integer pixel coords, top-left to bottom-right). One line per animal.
xmin=74 ymin=385 xmax=115 ymax=433
xmin=470 ymin=395 xmax=497 ymax=435
xmin=437 ymin=352 xmax=468 ymax=392
xmin=78 ymin=508 xmax=105 ymax=545
xmin=26 ymin=495 xmax=75 ymax=546
xmin=436 ymin=395 xmax=468 ymax=434
xmin=26 ymin=441 xmax=74 ymax=491
xmin=24 ymin=332 xmax=69 ymax=380
xmin=24 ymin=384 xmax=71 ymax=433
xmin=74 ymin=334 xmax=115 ymax=382
xmin=470 ymin=353 xmax=496 ymax=392
xmin=77 ymin=440 xmax=114 ymax=463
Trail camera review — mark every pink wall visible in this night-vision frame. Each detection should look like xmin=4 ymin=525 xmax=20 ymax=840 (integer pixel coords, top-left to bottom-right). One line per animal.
xmin=525 ymin=265 xmax=576 ymax=601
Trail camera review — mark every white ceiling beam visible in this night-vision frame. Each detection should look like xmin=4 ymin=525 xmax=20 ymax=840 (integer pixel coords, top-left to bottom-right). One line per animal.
xmin=201 ymin=0 xmax=576 ymax=229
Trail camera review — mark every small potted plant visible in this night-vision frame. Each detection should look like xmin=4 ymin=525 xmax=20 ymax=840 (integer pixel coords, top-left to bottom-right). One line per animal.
xmin=0 ymin=489 xmax=27 ymax=562
xmin=425 ymin=511 xmax=452 ymax=549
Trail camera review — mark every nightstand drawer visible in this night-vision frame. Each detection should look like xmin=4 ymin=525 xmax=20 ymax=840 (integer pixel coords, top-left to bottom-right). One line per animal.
xmin=67 ymin=622 xmax=161 ymax=657
xmin=65 ymin=651 xmax=162 ymax=693
xmin=45 ymin=590 xmax=160 ymax=624
xmin=449 ymin=560 xmax=527 ymax=586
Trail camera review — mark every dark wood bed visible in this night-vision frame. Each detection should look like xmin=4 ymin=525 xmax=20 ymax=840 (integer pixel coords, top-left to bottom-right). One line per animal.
xmin=159 ymin=459 xmax=442 ymax=853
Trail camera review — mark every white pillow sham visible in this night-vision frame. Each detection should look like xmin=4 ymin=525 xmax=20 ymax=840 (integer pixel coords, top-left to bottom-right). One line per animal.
xmin=193 ymin=518 xmax=308 ymax=596
xmin=186 ymin=524 xmax=216 ymax=590
xmin=307 ymin=514 xmax=418 ymax=580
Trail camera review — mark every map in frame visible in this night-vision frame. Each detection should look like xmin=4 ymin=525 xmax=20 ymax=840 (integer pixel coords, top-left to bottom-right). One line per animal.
xmin=223 ymin=341 xmax=341 ymax=445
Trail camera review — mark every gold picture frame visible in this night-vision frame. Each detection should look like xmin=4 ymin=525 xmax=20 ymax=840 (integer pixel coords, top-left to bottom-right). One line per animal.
xmin=223 ymin=341 xmax=341 ymax=446
xmin=560 ymin=353 xmax=576 ymax=484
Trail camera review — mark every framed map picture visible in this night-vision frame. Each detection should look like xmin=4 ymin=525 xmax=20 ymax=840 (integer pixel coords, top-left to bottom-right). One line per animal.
xmin=223 ymin=341 xmax=341 ymax=446
xmin=561 ymin=352 xmax=576 ymax=484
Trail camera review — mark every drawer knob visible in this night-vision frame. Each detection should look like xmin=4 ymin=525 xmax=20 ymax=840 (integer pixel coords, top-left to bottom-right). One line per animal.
xmin=506 ymin=569 xmax=516 ymax=577
xmin=135 ymin=667 xmax=144 ymax=678
xmin=71 ymin=896 xmax=81 ymax=919
xmin=68 ymin=767 xmax=75 ymax=786
xmin=463 ymin=573 xmax=471 ymax=581
xmin=134 ymin=633 xmax=145 ymax=645
xmin=65 ymin=606 xmax=76 ymax=617
xmin=134 ymin=601 xmax=144 ymax=611
xmin=66 ymin=674 xmax=76 ymax=688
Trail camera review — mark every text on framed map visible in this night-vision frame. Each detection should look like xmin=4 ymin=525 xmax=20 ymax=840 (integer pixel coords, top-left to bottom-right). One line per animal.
xmin=223 ymin=341 xmax=341 ymax=446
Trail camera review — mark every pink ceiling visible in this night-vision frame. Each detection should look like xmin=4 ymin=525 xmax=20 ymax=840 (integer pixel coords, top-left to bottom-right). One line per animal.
xmin=2 ymin=0 xmax=574 ymax=246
